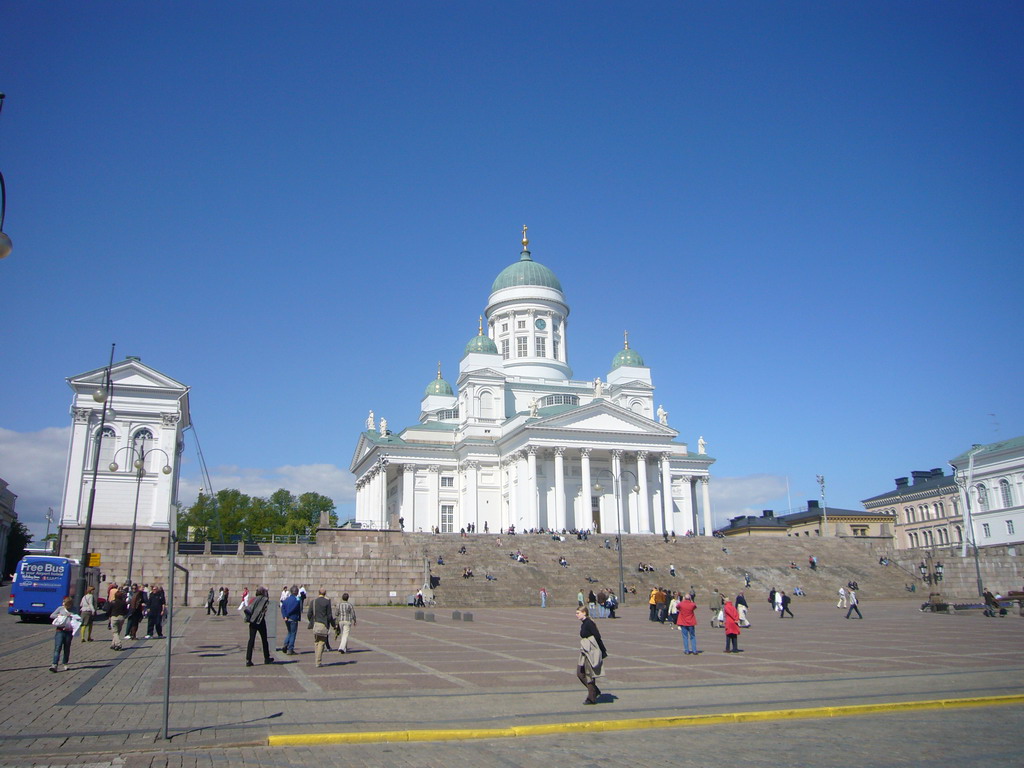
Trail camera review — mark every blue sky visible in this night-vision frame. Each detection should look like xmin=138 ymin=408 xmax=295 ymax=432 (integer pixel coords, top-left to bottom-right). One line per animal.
xmin=2 ymin=3 xmax=1022 ymax=541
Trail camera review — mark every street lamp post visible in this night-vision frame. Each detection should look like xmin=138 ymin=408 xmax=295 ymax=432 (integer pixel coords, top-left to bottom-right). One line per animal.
xmin=75 ymin=344 xmax=117 ymax=609
xmin=952 ymin=446 xmax=985 ymax=597
xmin=918 ymin=554 xmax=945 ymax=610
xmin=108 ymin=437 xmax=173 ymax=586
xmin=816 ymin=474 xmax=828 ymax=536
xmin=0 ymin=92 xmax=12 ymax=260
xmin=592 ymin=468 xmax=639 ymax=605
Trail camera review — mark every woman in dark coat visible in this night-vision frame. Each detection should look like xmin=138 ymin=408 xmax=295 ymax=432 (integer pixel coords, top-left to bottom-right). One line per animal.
xmin=243 ymin=586 xmax=275 ymax=666
xmin=575 ymin=606 xmax=607 ymax=705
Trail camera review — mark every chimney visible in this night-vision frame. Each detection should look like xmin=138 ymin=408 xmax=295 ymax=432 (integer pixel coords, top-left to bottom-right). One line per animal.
xmin=895 ymin=477 xmax=909 ymax=489
xmin=762 ymin=510 xmax=774 ymax=519
xmin=931 ymin=468 xmax=945 ymax=478
xmin=912 ymin=470 xmax=931 ymax=485
xmin=808 ymin=500 xmax=819 ymax=510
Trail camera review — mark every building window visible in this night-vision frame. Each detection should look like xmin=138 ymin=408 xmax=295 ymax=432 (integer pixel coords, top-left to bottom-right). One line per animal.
xmin=440 ymin=476 xmax=454 ymax=488
xmin=438 ymin=407 xmax=459 ymax=420
xmin=936 ymin=502 xmax=944 ymax=518
xmin=982 ymin=523 xmax=991 ymax=538
xmin=553 ymin=339 xmax=560 ymax=359
xmin=95 ymin=426 xmax=117 ymax=468
xmin=517 ymin=320 xmax=526 ymax=330
xmin=851 ymin=526 xmax=868 ymax=536
xmin=516 ymin=336 xmax=528 ymax=357
xmin=955 ymin=525 xmax=963 ymax=544
xmin=501 ymin=323 xmax=508 ymax=333
xmin=906 ymin=507 xmax=915 ymax=523
xmin=501 ymin=339 xmax=510 ymax=360
xmin=535 ymin=337 xmax=546 ymax=357
xmin=976 ymin=484 xmax=989 ymax=512
xmin=539 ymin=394 xmax=579 ymax=407
xmin=1000 ymin=479 xmax=1013 ymax=508
xmin=440 ymin=504 xmax=454 ymax=533
xmin=1008 ymin=520 xmax=1016 ymax=536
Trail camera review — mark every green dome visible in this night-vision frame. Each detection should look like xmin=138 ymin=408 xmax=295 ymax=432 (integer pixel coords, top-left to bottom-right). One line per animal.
xmin=491 ymin=249 xmax=562 ymax=293
xmin=465 ymin=333 xmax=498 ymax=355
xmin=425 ymin=377 xmax=453 ymax=396
xmin=612 ymin=334 xmax=645 ymax=369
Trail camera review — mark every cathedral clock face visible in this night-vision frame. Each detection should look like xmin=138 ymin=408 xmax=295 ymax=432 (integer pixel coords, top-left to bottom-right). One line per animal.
xmin=535 ymin=318 xmax=546 ymax=330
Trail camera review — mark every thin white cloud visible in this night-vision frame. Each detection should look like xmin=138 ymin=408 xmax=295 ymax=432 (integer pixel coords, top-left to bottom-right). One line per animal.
xmin=0 ymin=426 xmax=71 ymax=537
xmin=710 ymin=474 xmax=790 ymax=527
xmin=177 ymin=463 xmax=355 ymax=509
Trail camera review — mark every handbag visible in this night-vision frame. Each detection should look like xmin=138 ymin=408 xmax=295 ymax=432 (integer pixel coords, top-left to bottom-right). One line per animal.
xmin=312 ymin=621 xmax=329 ymax=637
xmin=52 ymin=613 xmax=69 ymax=629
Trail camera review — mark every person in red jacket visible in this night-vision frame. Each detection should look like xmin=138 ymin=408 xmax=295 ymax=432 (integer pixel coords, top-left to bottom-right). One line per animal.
xmin=675 ymin=592 xmax=700 ymax=655
xmin=723 ymin=598 xmax=742 ymax=653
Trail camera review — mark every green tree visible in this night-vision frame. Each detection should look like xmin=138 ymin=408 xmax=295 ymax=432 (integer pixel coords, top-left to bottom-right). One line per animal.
xmin=5 ymin=520 xmax=33 ymax=574
xmin=295 ymin=492 xmax=337 ymax=530
xmin=178 ymin=487 xmax=338 ymax=541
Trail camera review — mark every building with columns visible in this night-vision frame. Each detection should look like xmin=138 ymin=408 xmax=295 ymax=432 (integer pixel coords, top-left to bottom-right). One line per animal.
xmin=58 ymin=356 xmax=190 ymax=585
xmin=351 ymin=230 xmax=715 ymax=536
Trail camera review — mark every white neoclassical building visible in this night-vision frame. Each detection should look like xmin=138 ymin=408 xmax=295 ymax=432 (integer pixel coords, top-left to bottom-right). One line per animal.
xmin=350 ymin=230 xmax=715 ymax=536
xmin=950 ymin=436 xmax=1024 ymax=550
xmin=58 ymin=357 xmax=190 ymax=583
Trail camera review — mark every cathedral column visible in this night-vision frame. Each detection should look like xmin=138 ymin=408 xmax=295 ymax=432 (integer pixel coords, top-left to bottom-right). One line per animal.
xmin=660 ymin=453 xmax=672 ymax=535
xmin=579 ymin=448 xmax=592 ymax=533
xmin=701 ymin=476 xmax=713 ymax=537
xmin=679 ymin=474 xmax=694 ymax=536
xmin=526 ymin=446 xmax=539 ymax=531
xmin=401 ymin=464 xmax=415 ymax=531
xmin=636 ymin=451 xmax=651 ymax=533
xmin=505 ymin=454 xmax=517 ymax=533
xmin=427 ymin=466 xmax=440 ymax=532
xmin=611 ymin=450 xmax=627 ymax=533
xmin=554 ymin=447 xmax=566 ymax=532
xmin=465 ymin=461 xmax=479 ymax=532
xmin=528 ymin=309 xmax=536 ymax=359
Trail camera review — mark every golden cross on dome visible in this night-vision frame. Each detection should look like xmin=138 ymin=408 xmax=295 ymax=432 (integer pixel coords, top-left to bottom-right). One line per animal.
xmin=624 ymin=330 xmax=630 ymax=349
xmin=521 ymin=225 xmax=529 ymax=250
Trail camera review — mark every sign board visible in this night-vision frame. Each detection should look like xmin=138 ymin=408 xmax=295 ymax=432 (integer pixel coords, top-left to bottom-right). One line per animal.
xmin=87 ymin=553 xmax=101 ymax=567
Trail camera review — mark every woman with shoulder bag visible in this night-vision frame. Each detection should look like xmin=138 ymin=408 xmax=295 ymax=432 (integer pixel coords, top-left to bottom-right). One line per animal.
xmin=243 ymin=586 xmax=275 ymax=667
xmin=79 ymin=586 xmax=97 ymax=642
xmin=307 ymin=588 xmax=337 ymax=668
xmin=576 ymin=606 xmax=607 ymax=705
xmin=49 ymin=596 xmax=78 ymax=672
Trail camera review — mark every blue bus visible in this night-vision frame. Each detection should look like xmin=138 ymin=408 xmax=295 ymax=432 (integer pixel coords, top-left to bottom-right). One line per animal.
xmin=7 ymin=556 xmax=100 ymax=621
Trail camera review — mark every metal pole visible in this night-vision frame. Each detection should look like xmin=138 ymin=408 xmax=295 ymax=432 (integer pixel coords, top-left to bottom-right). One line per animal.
xmin=817 ymin=474 xmax=828 ymax=537
xmin=162 ymin=503 xmax=177 ymax=740
xmin=76 ymin=343 xmax=116 ymax=609
xmin=614 ymin=473 xmax=625 ymax=603
xmin=125 ymin=444 xmax=145 ymax=586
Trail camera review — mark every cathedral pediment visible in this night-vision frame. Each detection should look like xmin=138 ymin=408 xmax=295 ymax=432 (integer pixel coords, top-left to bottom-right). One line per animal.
xmin=70 ymin=358 xmax=188 ymax=393
xmin=530 ymin=400 xmax=677 ymax=437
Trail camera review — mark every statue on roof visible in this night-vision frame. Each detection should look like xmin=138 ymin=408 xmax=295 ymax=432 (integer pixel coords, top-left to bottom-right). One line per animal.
xmin=366 ymin=410 xmax=375 ymax=431
xmin=528 ymin=398 xmax=539 ymax=417
xmin=593 ymin=377 xmax=604 ymax=397
xmin=698 ymin=436 xmax=707 ymax=454
xmin=379 ymin=418 xmax=388 ymax=435
xmin=657 ymin=404 xmax=668 ymax=425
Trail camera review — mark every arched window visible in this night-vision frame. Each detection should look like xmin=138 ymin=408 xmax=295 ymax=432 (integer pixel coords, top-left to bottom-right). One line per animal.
xmin=936 ymin=502 xmax=944 ymax=518
xmin=906 ymin=507 xmax=915 ymax=523
xmin=1000 ymin=479 xmax=1013 ymax=508
xmin=955 ymin=525 xmax=963 ymax=544
xmin=479 ymin=391 xmax=494 ymax=419
xmin=94 ymin=426 xmax=116 ymax=469
xmin=976 ymin=484 xmax=989 ymax=512
xmin=132 ymin=428 xmax=154 ymax=471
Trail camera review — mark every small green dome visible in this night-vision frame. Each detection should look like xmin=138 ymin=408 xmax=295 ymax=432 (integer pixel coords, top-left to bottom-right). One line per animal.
xmin=465 ymin=334 xmax=498 ymax=355
xmin=491 ymin=249 xmax=562 ymax=293
xmin=425 ymin=363 xmax=453 ymax=396
xmin=611 ymin=332 xmax=644 ymax=368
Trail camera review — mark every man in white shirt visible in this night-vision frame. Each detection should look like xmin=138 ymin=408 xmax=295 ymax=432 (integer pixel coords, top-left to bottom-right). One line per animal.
xmin=837 ymin=586 xmax=847 ymax=609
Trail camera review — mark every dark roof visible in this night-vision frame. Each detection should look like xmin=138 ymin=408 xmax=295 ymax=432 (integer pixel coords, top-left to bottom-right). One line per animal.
xmin=862 ymin=469 xmax=957 ymax=504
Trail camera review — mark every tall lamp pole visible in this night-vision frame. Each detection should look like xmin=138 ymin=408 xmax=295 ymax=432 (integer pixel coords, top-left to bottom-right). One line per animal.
xmin=0 ymin=92 xmax=12 ymax=260
xmin=109 ymin=437 xmax=172 ymax=586
xmin=816 ymin=474 xmax=828 ymax=537
xmin=75 ymin=344 xmax=116 ymax=608
xmin=951 ymin=445 xmax=985 ymax=597
xmin=593 ymin=468 xmax=639 ymax=605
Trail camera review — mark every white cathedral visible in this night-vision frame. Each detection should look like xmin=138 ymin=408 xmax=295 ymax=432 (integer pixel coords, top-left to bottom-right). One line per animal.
xmin=350 ymin=229 xmax=715 ymax=537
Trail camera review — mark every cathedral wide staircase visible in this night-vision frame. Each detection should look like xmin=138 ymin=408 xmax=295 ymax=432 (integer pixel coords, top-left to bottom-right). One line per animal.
xmin=409 ymin=533 xmax=916 ymax=608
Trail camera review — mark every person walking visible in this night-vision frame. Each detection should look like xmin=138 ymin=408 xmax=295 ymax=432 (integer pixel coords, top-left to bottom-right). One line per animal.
xmin=106 ymin=582 xmax=119 ymax=629
xmin=709 ymin=589 xmax=723 ymax=627
xmin=335 ymin=592 xmax=357 ymax=653
xmin=206 ymin=588 xmax=216 ymax=615
xmin=79 ymin=586 xmax=97 ymax=642
xmin=307 ymin=588 xmax=338 ymax=668
xmin=675 ymin=592 xmax=699 ymax=655
xmin=108 ymin=590 xmax=127 ymax=650
xmin=243 ymin=586 xmax=275 ymax=666
xmin=280 ymin=586 xmax=301 ymax=655
xmin=49 ymin=596 xmax=78 ymax=672
xmin=773 ymin=588 xmax=783 ymax=615
xmin=723 ymin=597 xmax=742 ymax=653
xmin=845 ymin=590 xmax=863 ymax=619
xmin=837 ymin=585 xmax=847 ymax=609
xmin=145 ymin=585 xmax=167 ymax=638
xmin=575 ymin=606 xmax=607 ymax=705
xmin=217 ymin=587 xmax=229 ymax=616
xmin=779 ymin=591 xmax=794 ymax=619
xmin=540 ymin=587 xmax=547 ymax=608
xmin=125 ymin=586 xmax=145 ymax=641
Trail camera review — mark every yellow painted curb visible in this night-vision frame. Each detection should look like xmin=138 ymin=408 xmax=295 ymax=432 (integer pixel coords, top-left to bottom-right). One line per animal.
xmin=268 ymin=693 xmax=1024 ymax=746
